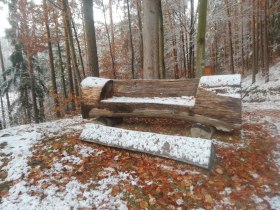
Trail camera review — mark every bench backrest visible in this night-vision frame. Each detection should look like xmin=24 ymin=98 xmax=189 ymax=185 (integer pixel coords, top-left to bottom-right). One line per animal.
xmin=111 ymin=79 xmax=200 ymax=98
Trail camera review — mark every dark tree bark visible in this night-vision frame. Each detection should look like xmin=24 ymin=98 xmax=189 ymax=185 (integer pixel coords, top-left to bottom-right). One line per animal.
xmin=62 ymin=8 xmax=76 ymax=111
xmin=126 ymin=0 xmax=135 ymax=79
xmin=72 ymin=19 xmax=86 ymax=78
xmin=159 ymin=0 xmax=165 ymax=79
xmin=136 ymin=0 xmax=143 ymax=75
xmin=252 ymin=0 xmax=257 ymax=84
xmin=82 ymin=0 xmax=99 ymax=77
xmin=225 ymin=0 xmax=234 ymax=74
xmin=43 ymin=0 xmax=61 ymax=118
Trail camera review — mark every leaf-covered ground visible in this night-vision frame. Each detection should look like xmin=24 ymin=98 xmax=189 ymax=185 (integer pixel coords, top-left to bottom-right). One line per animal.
xmin=0 ymin=107 xmax=279 ymax=209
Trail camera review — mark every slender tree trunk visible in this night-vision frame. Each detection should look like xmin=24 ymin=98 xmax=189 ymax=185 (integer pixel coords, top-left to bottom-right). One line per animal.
xmin=102 ymin=0 xmax=116 ymax=78
xmin=136 ymin=0 xmax=143 ymax=76
xmin=240 ymin=0 xmax=245 ymax=75
xmin=252 ymin=0 xmax=257 ymax=84
xmin=0 ymin=94 xmax=6 ymax=129
xmin=0 ymin=42 xmax=12 ymax=125
xmin=263 ymin=1 xmax=269 ymax=82
xmin=72 ymin=20 xmax=85 ymax=78
xmin=62 ymin=0 xmax=81 ymax=85
xmin=109 ymin=0 xmax=115 ymax=68
xmin=159 ymin=0 xmax=165 ymax=79
xmin=189 ymin=0 xmax=195 ymax=78
xmin=54 ymin=15 xmax=67 ymax=100
xmin=27 ymin=53 xmax=39 ymax=123
xmin=43 ymin=0 xmax=60 ymax=118
xmin=195 ymin=0 xmax=208 ymax=78
xmin=63 ymin=9 xmax=76 ymax=111
xmin=143 ymin=0 xmax=160 ymax=79
xmin=126 ymin=0 xmax=135 ymax=79
xmin=225 ymin=0 xmax=234 ymax=74
xmin=82 ymin=0 xmax=99 ymax=77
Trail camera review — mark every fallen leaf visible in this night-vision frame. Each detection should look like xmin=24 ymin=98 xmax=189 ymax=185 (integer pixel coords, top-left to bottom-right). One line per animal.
xmin=111 ymin=185 xmax=120 ymax=197
xmin=139 ymin=200 xmax=148 ymax=209
xmin=205 ymin=194 xmax=213 ymax=203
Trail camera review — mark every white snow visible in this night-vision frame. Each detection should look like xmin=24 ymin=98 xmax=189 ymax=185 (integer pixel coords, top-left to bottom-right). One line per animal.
xmin=199 ymin=74 xmax=241 ymax=98
xmin=102 ymin=96 xmax=196 ymax=107
xmin=80 ymin=123 xmax=214 ymax=169
xmin=200 ymin=74 xmax=241 ymax=87
xmin=81 ymin=77 xmax=111 ymax=88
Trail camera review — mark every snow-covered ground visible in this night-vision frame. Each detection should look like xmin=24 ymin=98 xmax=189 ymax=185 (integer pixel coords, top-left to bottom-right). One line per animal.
xmin=0 ymin=61 xmax=280 ymax=209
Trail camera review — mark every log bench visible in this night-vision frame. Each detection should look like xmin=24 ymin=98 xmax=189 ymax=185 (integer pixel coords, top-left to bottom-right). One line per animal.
xmin=80 ymin=75 xmax=241 ymax=133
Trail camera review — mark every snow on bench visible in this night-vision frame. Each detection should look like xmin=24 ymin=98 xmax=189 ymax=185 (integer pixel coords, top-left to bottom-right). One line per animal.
xmin=101 ymin=96 xmax=196 ymax=107
xmin=80 ymin=123 xmax=215 ymax=170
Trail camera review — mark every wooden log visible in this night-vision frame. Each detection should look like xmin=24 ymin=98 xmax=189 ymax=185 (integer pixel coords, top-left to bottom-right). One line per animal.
xmin=80 ymin=123 xmax=215 ymax=170
xmin=193 ymin=74 xmax=242 ymax=131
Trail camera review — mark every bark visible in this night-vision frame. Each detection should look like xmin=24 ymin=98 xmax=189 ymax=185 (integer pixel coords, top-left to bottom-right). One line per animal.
xmin=0 ymin=41 xmax=12 ymax=124
xmin=63 ymin=8 xmax=76 ymax=111
xmin=0 ymin=94 xmax=6 ymax=129
xmin=27 ymin=53 xmax=39 ymax=123
xmin=109 ymin=0 xmax=115 ymax=68
xmin=263 ymin=1 xmax=269 ymax=82
xmin=195 ymin=0 xmax=208 ymax=78
xmin=143 ymin=0 xmax=160 ymax=79
xmin=126 ymin=0 xmax=135 ymax=79
xmin=43 ymin=0 xmax=61 ymax=118
xmin=159 ymin=0 xmax=165 ymax=79
xmin=252 ymin=0 xmax=257 ymax=84
xmin=72 ymin=20 xmax=85 ymax=78
xmin=136 ymin=0 xmax=143 ymax=75
xmin=240 ymin=1 xmax=245 ymax=75
xmin=189 ymin=0 xmax=195 ymax=78
xmin=225 ymin=0 xmax=234 ymax=74
xmin=62 ymin=0 xmax=81 ymax=85
xmin=82 ymin=0 xmax=99 ymax=77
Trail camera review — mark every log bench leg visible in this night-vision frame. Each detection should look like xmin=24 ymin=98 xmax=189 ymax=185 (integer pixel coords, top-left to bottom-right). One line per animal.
xmin=95 ymin=117 xmax=123 ymax=126
xmin=191 ymin=123 xmax=215 ymax=139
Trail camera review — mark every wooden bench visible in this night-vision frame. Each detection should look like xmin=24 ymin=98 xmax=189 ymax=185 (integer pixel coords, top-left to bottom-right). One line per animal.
xmin=80 ymin=75 xmax=241 ymax=133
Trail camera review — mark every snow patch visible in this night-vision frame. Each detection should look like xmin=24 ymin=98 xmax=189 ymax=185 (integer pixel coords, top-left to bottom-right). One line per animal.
xmin=81 ymin=77 xmax=111 ymax=88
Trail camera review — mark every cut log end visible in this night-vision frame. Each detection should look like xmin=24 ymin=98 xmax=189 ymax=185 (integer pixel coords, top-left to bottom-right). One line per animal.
xmin=191 ymin=123 xmax=216 ymax=139
xmin=96 ymin=117 xmax=123 ymax=127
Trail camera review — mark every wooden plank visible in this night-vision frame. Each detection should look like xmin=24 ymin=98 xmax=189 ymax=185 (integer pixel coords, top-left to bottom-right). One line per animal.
xmin=112 ymin=79 xmax=199 ymax=97
xmin=80 ymin=123 xmax=215 ymax=170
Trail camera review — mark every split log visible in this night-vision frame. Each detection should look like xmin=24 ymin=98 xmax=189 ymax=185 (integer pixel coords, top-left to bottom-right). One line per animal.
xmin=191 ymin=123 xmax=215 ymax=139
xmin=80 ymin=123 xmax=215 ymax=170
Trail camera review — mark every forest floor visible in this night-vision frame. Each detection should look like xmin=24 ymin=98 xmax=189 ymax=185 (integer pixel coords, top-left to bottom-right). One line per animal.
xmin=0 ymin=64 xmax=280 ymax=209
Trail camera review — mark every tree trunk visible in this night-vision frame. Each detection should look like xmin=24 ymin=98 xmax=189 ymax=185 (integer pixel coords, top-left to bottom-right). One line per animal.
xmin=27 ymin=53 xmax=39 ymax=123
xmin=136 ymin=0 xmax=143 ymax=76
xmin=126 ymin=0 xmax=135 ymax=79
xmin=0 ymin=41 xmax=12 ymax=125
xmin=63 ymin=8 xmax=76 ymax=111
xmin=240 ymin=1 xmax=245 ymax=75
xmin=263 ymin=1 xmax=269 ymax=82
xmin=252 ymin=0 xmax=257 ymax=84
xmin=72 ymin=19 xmax=86 ymax=78
xmin=82 ymin=0 xmax=99 ymax=77
xmin=188 ymin=0 xmax=195 ymax=78
xmin=159 ymin=0 xmax=165 ymax=79
xmin=143 ymin=0 xmax=160 ymax=79
xmin=225 ymin=0 xmax=234 ymax=74
xmin=195 ymin=0 xmax=208 ymax=78
xmin=109 ymin=0 xmax=115 ymax=70
xmin=43 ymin=0 xmax=61 ymax=118
xmin=0 ymin=94 xmax=6 ymax=129
xmin=62 ymin=0 xmax=81 ymax=85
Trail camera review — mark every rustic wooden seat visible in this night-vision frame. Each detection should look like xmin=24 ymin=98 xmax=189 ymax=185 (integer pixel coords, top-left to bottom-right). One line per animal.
xmin=81 ymin=75 xmax=241 ymax=132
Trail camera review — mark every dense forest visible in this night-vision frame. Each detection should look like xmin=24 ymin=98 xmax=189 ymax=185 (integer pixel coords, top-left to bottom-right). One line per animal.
xmin=0 ymin=0 xmax=279 ymax=127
